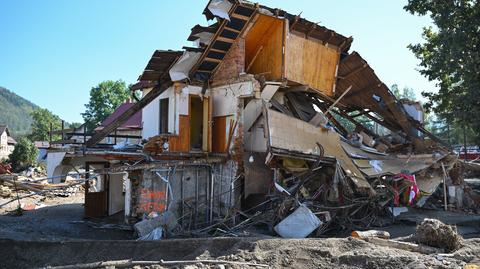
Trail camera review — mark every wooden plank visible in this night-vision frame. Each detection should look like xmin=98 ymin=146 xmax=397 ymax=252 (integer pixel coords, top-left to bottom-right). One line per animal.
xmin=212 ymin=116 xmax=228 ymax=153
xmin=169 ymin=115 xmax=190 ymax=152
xmin=245 ymin=14 xmax=284 ymax=80
xmin=224 ymin=27 xmax=241 ymax=33
xmin=216 ymin=36 xmax=236 ymax=43
xmin=231 ymin=13 xmax=250 ymax=21
xmin=285 ymin=32 xmax=340 ymax=96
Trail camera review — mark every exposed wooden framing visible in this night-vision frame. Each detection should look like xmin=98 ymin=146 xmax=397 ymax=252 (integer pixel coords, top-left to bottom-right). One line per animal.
xmin=330 ymin=108 xmax=378 ymax=138
xmin=224 ymin=27 xmax=241 ymax=33
xmin=324 ymin=85 xmax=352 ymax=116
xmin=204 ymin=57 xmax=222 ymax=63
xmin=343 ymin=83 xmax=382 ymax=99
xmin=338 ymin=63 xmax=368 ymax=80
xmin=351 ymin=109 xmax=371 ymax=118
xmin=325 ymin=32 xmax=335 ymax=44
xmin=246 ymin=45 xmax=263 ymax=72
xmin=289 ymin=14 xmax=300 ymax=30
xmin=196 ymin=69 xmax=213 ymax=73
xmin=209 ymin=48 xmax=227 ymax=54
xmin=216 ymin=36 xmax=236 ymax=43
xmin=231 ymin=13 xmax=250 ymax=21
xmin=363 ymin=111 xmax=402 ymax=134
xmin=305 ymin=23 xmax=317 ymax=39
xmin=190 ymin=3 xmax=258 ymax=80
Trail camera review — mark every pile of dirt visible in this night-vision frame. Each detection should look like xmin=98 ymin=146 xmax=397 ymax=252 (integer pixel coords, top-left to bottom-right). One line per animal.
xmin=416 ymin=218 xmax=463 ymax=251
xmin=4 ymin=237 xmax=478 ymax=269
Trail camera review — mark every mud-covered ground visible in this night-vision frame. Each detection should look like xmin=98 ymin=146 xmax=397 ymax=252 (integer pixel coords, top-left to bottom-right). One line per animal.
xmin=1 ymin=237 xmax=480 ymax=268
xmin=0 ymin=192 xmax=132 ymax=241
xmin=1 ymin=192 xmax=480 ymax=268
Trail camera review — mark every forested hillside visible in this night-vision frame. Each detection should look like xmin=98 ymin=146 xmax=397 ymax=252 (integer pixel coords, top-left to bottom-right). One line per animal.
xmin=0 ymin=86 xmax=38 ymax=137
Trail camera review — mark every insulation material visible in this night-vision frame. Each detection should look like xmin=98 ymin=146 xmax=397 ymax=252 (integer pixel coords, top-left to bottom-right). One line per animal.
xmin=274 ymin=204 xmax=322 ymax=238
xmin=266 ymin=109 xmax=371 ymax=190
xmin=169 ymin=51 xmax=202 ymax=81
xmin=207 ymin=0 xmax=233 ymax=21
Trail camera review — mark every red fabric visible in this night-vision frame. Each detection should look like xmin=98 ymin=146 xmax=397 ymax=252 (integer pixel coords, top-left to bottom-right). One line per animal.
xmin=393 ymin=173 xmax=419 ymax=205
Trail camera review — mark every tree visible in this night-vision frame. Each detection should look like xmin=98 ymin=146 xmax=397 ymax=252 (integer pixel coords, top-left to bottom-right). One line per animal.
xmin=29 ymin=108 xmax=62 ymax=141
xmin=391 ymin=84 xmax=417 ymax=100
xmin=82 ymin=80 xmax=130 ymax=131
xmin=9 ymin=138 xmax=38 ymax=171
xmin=404 ymin=0 xmax=480 ymax=144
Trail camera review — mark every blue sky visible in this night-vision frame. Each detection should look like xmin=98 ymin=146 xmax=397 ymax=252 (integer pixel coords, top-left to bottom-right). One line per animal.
xmin=0 ymin=0 xmax=433 ymax=123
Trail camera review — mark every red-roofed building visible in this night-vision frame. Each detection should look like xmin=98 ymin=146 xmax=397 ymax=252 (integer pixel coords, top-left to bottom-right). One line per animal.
xmin=94 ymin=101 xmax=143 ymax=146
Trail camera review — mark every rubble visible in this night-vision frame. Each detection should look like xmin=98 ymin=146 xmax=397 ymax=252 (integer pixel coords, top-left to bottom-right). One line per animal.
xmin=28 ymin=0 xmax=477 ymax=252
xmin=416 ymin=218 xmax=463 ymax=252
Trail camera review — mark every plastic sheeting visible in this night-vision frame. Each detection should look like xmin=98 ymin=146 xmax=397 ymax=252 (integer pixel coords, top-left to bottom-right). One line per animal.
xmin=274 ymin=204 xmax=322 ymax=238
xmin=137 ymin=227 xmax=163 ymax=240
xmin=169 ymin=51 xmax=202 ymax=81
xmin=207 ymin=0 xmax=233 ymax=21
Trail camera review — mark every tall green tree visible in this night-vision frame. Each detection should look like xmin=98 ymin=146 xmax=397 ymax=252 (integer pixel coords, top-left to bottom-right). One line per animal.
xmin=29 ymin=108 xmax=62 ymax=141
xmin=391 ymin=84 xmax=417 ymax=100
xmin=404 ymin=0 xmax=480 ymax=144
xmin=9 ymin=137 xmax=38 ymax=171
xmin=82 ymin=80 xmax=130 ymax=131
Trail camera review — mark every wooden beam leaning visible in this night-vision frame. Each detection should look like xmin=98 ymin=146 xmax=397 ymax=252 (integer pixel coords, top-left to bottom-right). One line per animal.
xmin=85 ymin=81 xmax=172 ymax=147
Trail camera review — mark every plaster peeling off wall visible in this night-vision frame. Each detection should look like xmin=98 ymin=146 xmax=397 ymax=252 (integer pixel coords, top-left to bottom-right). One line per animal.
xmin=211 ymin=81 xmax=255 ymax=117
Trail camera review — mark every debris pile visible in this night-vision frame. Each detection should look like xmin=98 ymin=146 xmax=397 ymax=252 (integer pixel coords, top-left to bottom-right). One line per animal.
xmin=416 ymin=218 xmax=463 ymax=252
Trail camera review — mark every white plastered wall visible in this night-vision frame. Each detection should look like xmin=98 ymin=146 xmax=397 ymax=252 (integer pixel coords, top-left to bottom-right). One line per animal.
xmin=141 ymin=85 xmax=204 ymax=140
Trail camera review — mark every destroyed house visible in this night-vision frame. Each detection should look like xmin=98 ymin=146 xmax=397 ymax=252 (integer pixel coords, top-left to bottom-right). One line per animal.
xmin=48 ymin=0 xmax=459 ymax=235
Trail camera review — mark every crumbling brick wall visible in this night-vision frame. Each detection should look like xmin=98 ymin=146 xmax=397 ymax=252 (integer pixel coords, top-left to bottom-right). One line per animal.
xmin=211 ymin=38 xmax=245 ymax=85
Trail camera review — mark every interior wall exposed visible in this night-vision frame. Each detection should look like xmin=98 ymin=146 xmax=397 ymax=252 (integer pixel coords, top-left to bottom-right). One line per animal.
xmin=245 ymin=14 xmax=284 ymax=80
xmin=285 ymin=31 xmax=340 ymax=96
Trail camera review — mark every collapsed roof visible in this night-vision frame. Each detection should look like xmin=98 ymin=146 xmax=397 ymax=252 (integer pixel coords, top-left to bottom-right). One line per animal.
xmin=89 ymin=0 xmax=442 ymax=152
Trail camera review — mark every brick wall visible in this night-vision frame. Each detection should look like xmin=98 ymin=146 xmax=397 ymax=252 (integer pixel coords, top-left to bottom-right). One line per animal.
xmin=211 ymin=38 xmax=245 ymax=84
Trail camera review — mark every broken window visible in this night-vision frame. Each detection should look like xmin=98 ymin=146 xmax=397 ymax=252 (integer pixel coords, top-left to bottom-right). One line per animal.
xmin=159 ymin=98 xmax=169 ymax=134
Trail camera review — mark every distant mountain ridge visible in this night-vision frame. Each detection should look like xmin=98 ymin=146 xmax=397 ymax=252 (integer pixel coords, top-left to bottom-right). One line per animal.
xmin=0 ymin=86 xmax=39 ymax=137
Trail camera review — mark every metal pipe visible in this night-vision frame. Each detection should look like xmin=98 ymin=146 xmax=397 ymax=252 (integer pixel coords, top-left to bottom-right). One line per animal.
xmin=209 ymin=167 xmax=214 ymax=223
xmin=195 ymin=168 xmax=199 ymax=229
xmin=180 ymin=170 xmax=184 ymax=227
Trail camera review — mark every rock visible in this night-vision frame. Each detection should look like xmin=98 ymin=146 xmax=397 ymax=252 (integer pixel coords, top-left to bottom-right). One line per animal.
xmin=0 ymin=185 xmax=11 ymax=197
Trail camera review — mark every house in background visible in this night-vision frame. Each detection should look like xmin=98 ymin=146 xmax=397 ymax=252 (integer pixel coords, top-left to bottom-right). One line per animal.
xmin=0 ymin=125 xmax=17 ymax=160
xmin=95 ymin=101 xmax=143 ymax=146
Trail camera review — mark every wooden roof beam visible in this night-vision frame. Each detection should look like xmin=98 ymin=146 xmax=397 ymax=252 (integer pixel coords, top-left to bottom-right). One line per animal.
xmin=343 ymin=83 xmax=382 ymax=99
xmin=338 ymin=63 xmax=368 ymax=80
